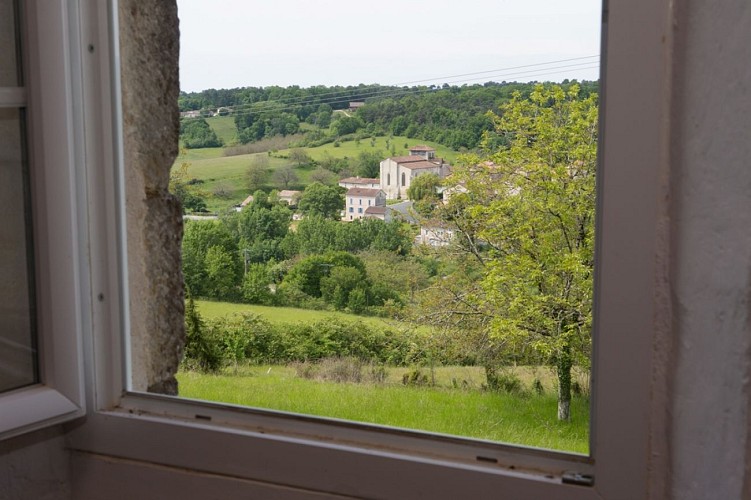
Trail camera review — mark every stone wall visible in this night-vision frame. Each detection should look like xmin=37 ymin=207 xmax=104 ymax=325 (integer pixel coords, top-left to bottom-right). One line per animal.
xmin=118 ymin=0 xmax=184 ymax=394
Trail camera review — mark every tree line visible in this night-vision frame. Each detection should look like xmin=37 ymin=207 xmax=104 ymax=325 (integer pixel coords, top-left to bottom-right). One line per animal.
xmin=179 ymin=80 xmax=597 ymax=151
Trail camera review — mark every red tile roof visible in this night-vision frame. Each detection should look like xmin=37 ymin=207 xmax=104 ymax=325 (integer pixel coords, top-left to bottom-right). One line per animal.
xmin=346 ymin=187 xmax=383 ymax=197
xmin=339 ymin=177 xmax=379 ymax=184
xmin=365 ymin=206 xmax=387 ymax=215
xmin=409 ymin=145 xmax=436 ymax=152
xmin=401 ymin=161 xmax=443 ymax=170
xmin=388 ymin=155 xmax=425 ymax=163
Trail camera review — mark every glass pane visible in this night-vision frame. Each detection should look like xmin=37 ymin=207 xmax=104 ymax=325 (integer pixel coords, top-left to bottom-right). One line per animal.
xmin=158 ymin=0 xmax=601 ymax=454
xmin=0 ymin=107 xmax=37 ymax=393
xmin=0 ymin=0 xmax=21 ymax=86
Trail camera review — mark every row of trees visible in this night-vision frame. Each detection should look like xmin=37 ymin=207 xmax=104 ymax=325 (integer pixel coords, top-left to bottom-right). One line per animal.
xmin=178 ymin=81 xmax=598 ymax=152
xmin=182 ymin=187 xmax=415 ymax=314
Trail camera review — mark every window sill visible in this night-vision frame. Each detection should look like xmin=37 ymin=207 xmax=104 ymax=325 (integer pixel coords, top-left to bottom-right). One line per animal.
xmin=66 ymin=392 xmax=597 ymax=499
xmin=0 ymin=385 xmax=84 ymax=440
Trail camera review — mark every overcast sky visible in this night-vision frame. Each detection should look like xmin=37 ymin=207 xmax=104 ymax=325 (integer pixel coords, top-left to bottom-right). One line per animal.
xmin=177 ymin=0 xmax=602 ymax=92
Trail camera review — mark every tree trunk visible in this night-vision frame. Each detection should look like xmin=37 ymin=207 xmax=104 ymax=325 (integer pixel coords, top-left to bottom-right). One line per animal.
xmin=557 ymin=343 xmax=572 ymax=421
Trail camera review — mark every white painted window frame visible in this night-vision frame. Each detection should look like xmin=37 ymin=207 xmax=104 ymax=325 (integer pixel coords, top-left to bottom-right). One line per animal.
xmin=11 ymin=0 xmax=673 ymax=497
xmin=0 ymin=0 xmax=88 ymax=439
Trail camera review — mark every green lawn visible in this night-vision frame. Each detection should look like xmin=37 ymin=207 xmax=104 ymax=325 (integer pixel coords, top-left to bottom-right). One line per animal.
xmin=177 ymin=364 xmax=589 ymax=454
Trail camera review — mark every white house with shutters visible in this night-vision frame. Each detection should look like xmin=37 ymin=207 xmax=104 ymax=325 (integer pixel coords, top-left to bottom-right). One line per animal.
xmin=345 ymin=187 xmax=386 ymax=221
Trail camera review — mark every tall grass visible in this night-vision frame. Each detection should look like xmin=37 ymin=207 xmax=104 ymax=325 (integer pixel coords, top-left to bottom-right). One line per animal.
xmin=177 ymin=364 xmax=589 ymax=454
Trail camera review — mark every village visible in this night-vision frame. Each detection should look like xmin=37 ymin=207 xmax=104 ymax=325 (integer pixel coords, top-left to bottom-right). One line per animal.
xmin=218 ymin=144 xmax=462 ymax=247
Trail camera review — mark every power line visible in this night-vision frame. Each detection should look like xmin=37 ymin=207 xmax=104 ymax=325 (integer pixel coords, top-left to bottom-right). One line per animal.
xmin=198 ymin=56 xmax=600 ymax=116
xmin=201 ymin=61 xmax=600 ymax=121
xmin=183 ymin=55 xmax=599 ymax=118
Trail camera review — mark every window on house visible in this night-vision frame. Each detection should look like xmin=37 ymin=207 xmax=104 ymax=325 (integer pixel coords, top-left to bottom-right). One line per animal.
xmin=387 ymin=173 xmax=390 ymax=185
xmin=158 ymin=0 xmax=604 ymax=459
xmin=21 ymin=0 xmax=676 ymax=497
xmin=1 ymin=0 xmax=85 ymax=440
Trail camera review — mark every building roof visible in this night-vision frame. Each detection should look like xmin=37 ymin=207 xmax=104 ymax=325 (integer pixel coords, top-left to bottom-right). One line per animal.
xmin=409 ymin=145 xmax=436 ymax=152
xmin=388 ymin=155 xmax=425 ymax=164
xmin=364 ymin=206 xmax=387 ymax=215
xmin=339 ymin=177 xmax=379 ymax=185
xmin=401 ymin=161 xmax=443 ymax=170
xmin=348 ymin=101 xmax=365 ymax=108
xmin=346 ymin=187 xmax=383 ymax=198
xmin=240 ymin=194 xmax=254 ymax=206
xmin=278 ymin=190 xmax=301 ymax=198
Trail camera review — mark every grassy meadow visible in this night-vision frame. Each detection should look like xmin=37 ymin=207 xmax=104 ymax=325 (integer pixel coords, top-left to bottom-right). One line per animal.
xmin=195 ymin=299 xmax=416 ymax=331
xmin=177 ymin=364 xmax=589 ymax=454
xmin=182 ymin=299 xmax=590 ymax=453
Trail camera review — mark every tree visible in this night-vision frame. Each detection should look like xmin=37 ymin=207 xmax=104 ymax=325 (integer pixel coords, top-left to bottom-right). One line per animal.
xmin=246 ymin=155 xmax=269 ymax=192
xmin=242 ymin=263 xmax=274 ymax=304
xmin=182 ymin=220 xmax=240 ymax=297
xmin=453 ymin=84 xmax=598 ymax=421
xmin=355 ymin=150 xmax=383 ymax=178
xmin=184 ymin=289 xmax=221 ymax=372
xmin=180 ymin=117 xmax=223 ymax=149
xmin=205 ymin=245 xmax=240 ymax=300
xmin=236 ymin=196 xmax=293 ymax=264
xmin=170 ymin=161 xmax=207 ymax=214
xmin=407 ymin=173 xmax=441 ymax=202
xmin=309 ymin=167 xmax=337 ymax=185
xmin=273 ymin=165 xmax=299 ymax=189
xmin=320 ymin=266 xmax=366 ymax=310
xmin=288 ymin=148 xmax=310 ymax=167
xmin=297 ymin=182 xmax=344 ymax=220
xmin=407 ymin=173 xmax=442 ymax=216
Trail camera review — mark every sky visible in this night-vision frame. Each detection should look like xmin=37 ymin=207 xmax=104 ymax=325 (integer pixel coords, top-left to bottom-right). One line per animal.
xmin=177 ymin=0 xmax=602 ymax=93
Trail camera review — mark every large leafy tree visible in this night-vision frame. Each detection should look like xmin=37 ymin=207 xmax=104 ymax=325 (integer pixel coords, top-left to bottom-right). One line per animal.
xmin=297 ymin=182 xmax=344 ymax=220
xmin=182 ymin=220 xmax=241 ymax=298
xmin=449 ymin=84 xmax=598 ymax=421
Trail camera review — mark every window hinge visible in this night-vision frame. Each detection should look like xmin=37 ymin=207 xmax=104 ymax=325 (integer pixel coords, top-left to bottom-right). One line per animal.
xmin=562 ymin=471 xmax=595 ymax=487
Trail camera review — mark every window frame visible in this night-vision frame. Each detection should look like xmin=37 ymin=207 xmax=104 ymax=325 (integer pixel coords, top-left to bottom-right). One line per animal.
xmin=65 ymin=0 xmax=671 ymax=497
xmin=0 ymin=0 xmax=88 ymax=439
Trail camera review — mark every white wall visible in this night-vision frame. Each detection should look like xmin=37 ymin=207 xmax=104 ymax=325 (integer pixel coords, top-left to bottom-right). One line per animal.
xmin=668 ymin=1 xmax=751 ymax=497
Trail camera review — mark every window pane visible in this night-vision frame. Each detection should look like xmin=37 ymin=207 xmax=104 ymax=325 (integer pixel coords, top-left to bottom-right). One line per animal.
xmin=134 ymin=0 xmax=602 ymax=455
xmin=0 ymin=107 xmax=37 ymax=393
xmin=0 ymin=0 xmax=21 ymax=87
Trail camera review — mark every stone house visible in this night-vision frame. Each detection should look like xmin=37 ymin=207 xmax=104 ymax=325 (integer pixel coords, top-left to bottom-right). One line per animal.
xmin=277 ymin=189 xmax=301 ymax=206
xmin=417 ymin=222 xmax=455 ymax=246
xmin=379 ymin=147 xmax=450 ymax=200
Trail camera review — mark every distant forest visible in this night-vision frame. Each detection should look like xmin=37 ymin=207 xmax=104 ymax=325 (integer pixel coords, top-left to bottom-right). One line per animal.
xmin=179 ymin=80 xmax=598 ymax=151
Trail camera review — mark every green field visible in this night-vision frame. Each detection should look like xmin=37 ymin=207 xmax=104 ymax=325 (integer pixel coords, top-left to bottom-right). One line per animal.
xmin=206 ymin=115 xmax=238 ymax=145
xmin=195 ymin=300 xmax=424 ymax=333
xmin=177 ymin=364 xmax=589 ymax=453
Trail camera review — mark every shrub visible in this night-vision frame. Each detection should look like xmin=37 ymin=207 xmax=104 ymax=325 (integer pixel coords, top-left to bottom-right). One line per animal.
xmin=402 ymin=368 xmax=429 ymax=386
xmin=485 ymin=366 xmax=525 ymax=394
